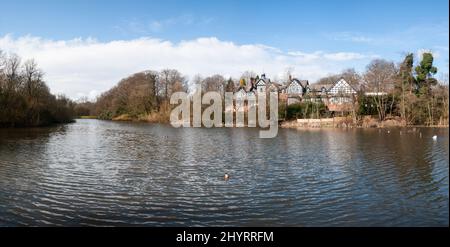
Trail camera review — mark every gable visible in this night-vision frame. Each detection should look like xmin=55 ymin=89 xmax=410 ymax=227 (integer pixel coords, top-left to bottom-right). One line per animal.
xmin=255 ymin=79 xmax=266 ymax=86
xmin=268 ymin=84 xmax=279 ymax=91
xmin=329 ymin=79 xmax=356 ymax=95
xmin=286 ymin=80 xmax=303 ymax=94
xmin=235 ymin=88 xmax=246 ymax=98
xmin=299 ymin=80 xmax=309 ymax=88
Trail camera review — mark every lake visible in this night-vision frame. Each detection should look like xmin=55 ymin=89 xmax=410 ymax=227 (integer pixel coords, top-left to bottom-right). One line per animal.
xmin=0 ymin=119 xmax=448 ymax=226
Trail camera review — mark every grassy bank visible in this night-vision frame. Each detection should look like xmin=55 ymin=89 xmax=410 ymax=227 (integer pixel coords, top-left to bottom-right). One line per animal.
xmin=77 ymin=115 xmax=98 ymax=119
xmin=107 ymin=112 xmax=170 ymax=123
xmin=280 ymin=117 xmax=449 ymax=129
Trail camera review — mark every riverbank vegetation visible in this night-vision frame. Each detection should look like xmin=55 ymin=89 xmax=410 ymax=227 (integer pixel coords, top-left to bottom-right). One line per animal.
xmin=0 ymin=51 xmax=75 ymax=127
xmin=2 ymin=49 xmax=446 ymax=128
xmin=280 ymin=101 xmax=330 ymax=120
xmin=91 ymin=69 xmax=188 ymax=122
xmin=281 ymin=53 xmax=449 ymax=127
xmin=83 ymin=52 xmax=448 ymax=127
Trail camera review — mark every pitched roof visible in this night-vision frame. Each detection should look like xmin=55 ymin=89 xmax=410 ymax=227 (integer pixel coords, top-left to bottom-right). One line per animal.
xmin=269 ymin=82 xmax=283 ymax=88
xmin=309 ymin=78 xmax=358 ymax=93
xmin=329 ymin=78 xmax=358 ymax=92
xmin=298 ymin=80 xmax=309 ymax=88
xmin=255 ymin=75 xmax=271 ymax=86
xmin=235 ymin=86 xmax=247 ymax=93
xmin=286 ymin=78 xmax=308 ymax=88
xmin=308 ymin=83 xmax=333 ymax=91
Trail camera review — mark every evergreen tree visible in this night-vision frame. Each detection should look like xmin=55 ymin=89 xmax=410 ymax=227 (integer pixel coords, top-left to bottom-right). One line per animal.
xmin=415 ymin=52 xmax=438 ymax=95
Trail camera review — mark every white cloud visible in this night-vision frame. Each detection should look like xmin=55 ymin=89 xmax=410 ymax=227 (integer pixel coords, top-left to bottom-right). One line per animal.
xmin=0 ymin=35 xmax=375 ymax=100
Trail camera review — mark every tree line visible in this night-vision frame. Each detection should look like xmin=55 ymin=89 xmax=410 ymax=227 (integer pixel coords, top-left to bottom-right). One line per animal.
xmin=87 ymin=52 xmax=448 ymax=126
xmin=283 ymin=52 xmax=448 ymax=126
xmin=0 ymin=51 xmax=75 ymax=127
xmin=86 ymin=69 xmax=189 ymax=122
xmin=2 ymin=49 xmax=446 ymax=127
xmin=357 ymin=52 xmax=448 ymax=126
xmin=87 ymin=70 xmax=253 ymax=122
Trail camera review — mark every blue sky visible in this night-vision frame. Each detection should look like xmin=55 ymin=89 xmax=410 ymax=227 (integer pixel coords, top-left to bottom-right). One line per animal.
xmin=0 ymin=0 xmax=448 ymax=99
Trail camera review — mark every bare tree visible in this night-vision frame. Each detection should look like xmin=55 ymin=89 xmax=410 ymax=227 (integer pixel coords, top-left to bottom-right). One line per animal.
xmin=315 ymin=74 xmax=340 ymax=85
xmin=159 ymin=69 xmax=187 ymax=100
xmin=23 ymin=59 xmax=44 ymax=97
xmin=363 ymin=59 xmax=397 ymax=121
xmin=0 ymin=50 xmax=5 ymax=72
xmin=5 ymin=53 xmax=21 ymax=90
xmin=0 ymin=53 xmax=74 ymax=127
xmin=202 ymin=74 xmax=226 ymax=93
xmin=0 ymin=50 xmax=6 ymax=87
xmin=340 ymin=68 xmax=362 ymax=89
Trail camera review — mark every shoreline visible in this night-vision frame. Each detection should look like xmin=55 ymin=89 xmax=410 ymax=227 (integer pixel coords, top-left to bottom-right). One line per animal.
xmin=280 ymin=124 xmax=450 ymax=129
xmin=280 ymin=116 xmax=449 ymax=129
xmin=72 ymin=117 xmax=449 ymax=129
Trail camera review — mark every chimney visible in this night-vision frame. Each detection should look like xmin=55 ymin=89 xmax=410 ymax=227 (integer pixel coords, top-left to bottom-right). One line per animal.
xmin=288 ymin=74 xmax=292 ymax=81
xmin=261 ymin=74 xmax=266 ymax=79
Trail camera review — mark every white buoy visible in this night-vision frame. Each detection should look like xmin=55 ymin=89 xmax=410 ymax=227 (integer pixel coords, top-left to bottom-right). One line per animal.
xmin=224 ymin=173 xmax=230 ymax=181
xmin=432 ymin=135 xmax=437 ymax=141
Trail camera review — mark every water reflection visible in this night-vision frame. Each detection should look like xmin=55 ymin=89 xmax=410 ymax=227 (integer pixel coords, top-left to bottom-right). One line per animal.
xmin=0 ymin=120 xmax=448 ymax=226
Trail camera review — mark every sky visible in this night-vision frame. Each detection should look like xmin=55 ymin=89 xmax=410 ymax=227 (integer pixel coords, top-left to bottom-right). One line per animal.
xmin=0 ymin=0 xmax=448 ymax=99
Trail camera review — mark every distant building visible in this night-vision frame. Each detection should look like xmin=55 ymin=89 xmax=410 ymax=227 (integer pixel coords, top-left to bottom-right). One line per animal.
xmin=305 ymin=78 xmax=358 ymax=112
xmin=237 ymin=74 xmax=282 ymax=97
xmin=233 ymin=74 xmax=282 ymax=113
xmin=283 ymin=77 xmax=308 ymax=105
xmin=255 ymin=74 xmax=269 ymax=94
xmin=235 ymin=87 xmax=247 ymax=101
xmin=233 ymin=75 xmax=359 ymax=113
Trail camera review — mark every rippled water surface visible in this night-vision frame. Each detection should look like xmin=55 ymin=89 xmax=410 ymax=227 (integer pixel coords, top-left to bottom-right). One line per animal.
xmin=0 ymin=119 xmax=448 ymax=226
